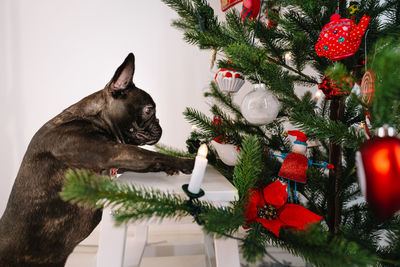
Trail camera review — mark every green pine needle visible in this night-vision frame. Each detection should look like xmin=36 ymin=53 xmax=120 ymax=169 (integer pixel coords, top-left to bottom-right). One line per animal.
xmin=233 ymin=135 xmax=263 ymax=202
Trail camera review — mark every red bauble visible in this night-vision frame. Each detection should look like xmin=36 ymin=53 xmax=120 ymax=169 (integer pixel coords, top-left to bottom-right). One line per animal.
xmin=356 ymin=134 xmax=400 ymax=220
xmin=315 ymin=14 xmax=370 ymax=61
xmin=241 ymin=0 xmax=260 ymax=21
xmin=220 ymin=0 xmax=242 ymax=12
xmin=318 ymin=74 xmax=354 ymax=99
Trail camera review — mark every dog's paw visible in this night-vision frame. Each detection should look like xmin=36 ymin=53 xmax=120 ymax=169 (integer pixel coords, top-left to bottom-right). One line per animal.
xmin=165 ymin=169 xmax=180 ymax=176
xmin=161 ymin=158 xmax=194 ymax=175
xmin=179 ymin=158 xmax=195 ymax=174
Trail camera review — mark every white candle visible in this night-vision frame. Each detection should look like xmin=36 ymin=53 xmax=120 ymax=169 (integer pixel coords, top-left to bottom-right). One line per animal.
xmin=188 ymin=144 xmax=208 ymax=194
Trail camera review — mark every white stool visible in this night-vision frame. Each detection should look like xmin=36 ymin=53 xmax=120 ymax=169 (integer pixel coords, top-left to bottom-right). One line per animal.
xmin=96 ymin=166 xmax=239 ymax=267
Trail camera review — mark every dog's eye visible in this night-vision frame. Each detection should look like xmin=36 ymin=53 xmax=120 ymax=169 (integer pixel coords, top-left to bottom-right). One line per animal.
xmin=143 ymin=106 xmax=153 ymax=115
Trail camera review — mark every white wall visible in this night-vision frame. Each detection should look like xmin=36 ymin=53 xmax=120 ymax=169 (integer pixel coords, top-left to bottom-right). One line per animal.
xmin=0 ymin=0 xmax=231 ymax=216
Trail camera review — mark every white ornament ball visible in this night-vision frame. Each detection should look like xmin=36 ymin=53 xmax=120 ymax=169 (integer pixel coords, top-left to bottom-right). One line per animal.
xmin=240 ymin=84 xmax=281 ymax=125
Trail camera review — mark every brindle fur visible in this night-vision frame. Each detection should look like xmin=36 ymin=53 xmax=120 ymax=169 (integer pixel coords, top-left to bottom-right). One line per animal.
xmin=0 ymin=53 xmax=194 ymax=266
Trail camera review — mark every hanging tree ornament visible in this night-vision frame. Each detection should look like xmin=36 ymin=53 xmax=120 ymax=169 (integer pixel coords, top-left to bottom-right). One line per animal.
xmin=315 ymin=13 xmax=370 ymax=61
xmin=210 ymin=116 xmax=240 ymax=166
xmin=318 ymin=73 xmax=354 ymax=99
xmin=241 ymin=0 xmax=261 ymax=21
xmin=214 ymin=67 xmax=245 ymax=93
xmin=220 ymin=0 xmax=242 ymax=12
xmin=210 ymin=48 xmax=218 ymax=70
xmin=356 ymin=125 xmax=400 ymax=220
xmin=347 ymin=0 xmax=361 ymax=19
xmin=210 ymin=140 xmax=240 ymax=166
xmin=360 ymin=70 xmax=375 ymax=106
xmin=269 ymin=131 xmax=333 ymax=202
xmin=241 ymin=83 xmax=280 ymax=125
xmin=360 ymin=70 xmax=375 ymax=138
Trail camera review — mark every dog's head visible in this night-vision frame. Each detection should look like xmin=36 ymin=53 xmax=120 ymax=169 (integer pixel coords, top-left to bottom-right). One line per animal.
xmin=104 ymin=53 xmax=162 ymax=146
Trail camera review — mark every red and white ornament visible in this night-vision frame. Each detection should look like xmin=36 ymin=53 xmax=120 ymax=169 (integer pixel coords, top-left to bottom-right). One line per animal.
xmin=215 ymin=68 xmax=245 ymax=93
xmin=279 ymin=131 xmax=309 ymax=183
xmin=315 ymin=14 xmax=370 ymax=61
xmin=356 ymin=126 xmax=400 ymax=220
xmin=360 ymin=70 xmax=375 ymax=106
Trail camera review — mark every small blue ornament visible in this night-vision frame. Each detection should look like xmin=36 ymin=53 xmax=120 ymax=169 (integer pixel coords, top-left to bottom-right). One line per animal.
xmin=338 ymin=37 xmax=345 ymax=43
xmin=333 ymin=29 xmax=338 ymax=34
xmin=324 ymin=45 xmax=328 ymax=51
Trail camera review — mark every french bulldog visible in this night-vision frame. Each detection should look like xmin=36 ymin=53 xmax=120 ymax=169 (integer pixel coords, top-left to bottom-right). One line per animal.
xmin=0 ymin=53 xmax=194 ymax=266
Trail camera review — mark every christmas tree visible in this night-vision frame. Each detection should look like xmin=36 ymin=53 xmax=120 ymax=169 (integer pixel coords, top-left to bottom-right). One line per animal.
xmin=61 ymin=0 xmax=400 ymax=265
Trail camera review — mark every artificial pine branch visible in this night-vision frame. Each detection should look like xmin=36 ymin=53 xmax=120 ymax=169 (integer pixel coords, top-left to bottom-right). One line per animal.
xmin=204 ymin=82 xmax=242 ymax=119
xmin=277 ymin=226 xmax=379 ymax=267
xmin=241 ymin=224 xmax=271 ymax=263
xmin=370 ymin=37 xmax=400 ymax=128
xmin=289 ymin=111 xmax=364 ymax=149
xmin=61 ymin=169 xmax=243 ymax=232
xmin=60 ymin=169 xmax=189 ymax=223
xmin=154 ymin=144 xmax=196 ymax=158
xmin=183 ymin=107 xmax=214 ymax=132
xmin=209 ymin=104 xmax=266 ymax=144
xmin=233 ymin=135 xmax=263 ymax=202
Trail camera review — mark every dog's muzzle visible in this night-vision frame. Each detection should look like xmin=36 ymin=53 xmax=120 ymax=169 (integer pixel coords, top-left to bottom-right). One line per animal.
xmin=128 ymin=118 xmax=162 ymax=146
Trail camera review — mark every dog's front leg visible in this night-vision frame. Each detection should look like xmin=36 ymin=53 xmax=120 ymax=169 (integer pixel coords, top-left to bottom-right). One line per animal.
xmin=51 ymin=136 xmax=194 ymax=174
xmin=105 ymin=143 xmax=194 ymax=174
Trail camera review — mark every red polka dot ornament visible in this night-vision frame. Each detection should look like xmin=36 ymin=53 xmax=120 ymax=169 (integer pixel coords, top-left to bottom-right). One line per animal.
xmin=214 ymin=68 xmax=245 ymax=93
xmin=315 ymin=14 xmax=370 ymax=61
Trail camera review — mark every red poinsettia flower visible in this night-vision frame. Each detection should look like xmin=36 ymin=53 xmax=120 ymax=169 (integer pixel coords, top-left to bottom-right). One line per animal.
xmin=244 ymin=181 xmax=322 ymax=237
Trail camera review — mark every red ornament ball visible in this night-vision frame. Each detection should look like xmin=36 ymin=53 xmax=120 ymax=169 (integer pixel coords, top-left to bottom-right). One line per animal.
xmin=356 ymin=132 xmax=400 ymax=220
xmin=315 ymin=14 xmax=370 ymax=61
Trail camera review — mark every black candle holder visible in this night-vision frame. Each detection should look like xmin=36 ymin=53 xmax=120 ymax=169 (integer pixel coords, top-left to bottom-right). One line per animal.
xmin=182 ymin=184 xmax=205 ymax=199
xmin=182 ymin=184 xmax=205 ymax=225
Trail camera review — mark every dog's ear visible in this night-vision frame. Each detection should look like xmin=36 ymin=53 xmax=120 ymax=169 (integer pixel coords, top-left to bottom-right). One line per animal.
xmin=108 ymin=53 xmax=135 ymax=92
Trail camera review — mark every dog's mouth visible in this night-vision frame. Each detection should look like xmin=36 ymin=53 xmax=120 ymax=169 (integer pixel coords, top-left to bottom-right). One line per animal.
xmin=125 ymin=118 xmax=162 ymax=146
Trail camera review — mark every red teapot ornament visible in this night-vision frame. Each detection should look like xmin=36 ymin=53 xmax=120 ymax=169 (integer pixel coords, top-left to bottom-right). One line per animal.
xmin=315 ymin=13 xmax=370 ymax=61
